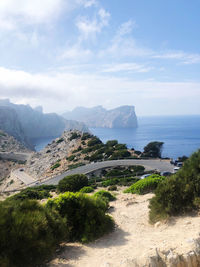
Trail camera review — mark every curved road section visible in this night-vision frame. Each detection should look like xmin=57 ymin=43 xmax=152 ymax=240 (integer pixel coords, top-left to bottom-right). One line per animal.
xmin=41 ymin=159 xmax=173 ymax=186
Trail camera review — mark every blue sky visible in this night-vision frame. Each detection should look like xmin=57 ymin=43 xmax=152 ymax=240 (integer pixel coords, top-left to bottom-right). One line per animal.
xmin=0 ymin=0 xmax=200 ymax=116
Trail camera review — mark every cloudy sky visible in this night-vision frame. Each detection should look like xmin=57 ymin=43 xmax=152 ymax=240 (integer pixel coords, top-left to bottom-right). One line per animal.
xmin=0 ymin=0 xmax=200 ymax=116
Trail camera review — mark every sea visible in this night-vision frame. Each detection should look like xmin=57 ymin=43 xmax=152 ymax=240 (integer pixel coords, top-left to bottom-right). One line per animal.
xmin=33 ymin=115 xmax=200 ymax=159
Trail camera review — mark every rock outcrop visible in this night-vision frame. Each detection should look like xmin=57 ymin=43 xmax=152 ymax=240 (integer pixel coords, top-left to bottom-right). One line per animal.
xmin=0 ymin=99 xmax=88 ymax=148
xmin=62 ymin=105 xmax=138 ymax=128
xmin=0 ymin=130 xmax=30 ymax=153
xmin=25 ymin=130 xmax=84 ymax=179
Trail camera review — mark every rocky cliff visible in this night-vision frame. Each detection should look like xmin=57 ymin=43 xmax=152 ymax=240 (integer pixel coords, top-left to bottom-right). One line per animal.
xmin=0 ymin=99 xmax=88 ymax=148
xmin=0 ymin=130 xmax=30 ymax=153
xmin=62 ymin=105 xmax=138 ymax=128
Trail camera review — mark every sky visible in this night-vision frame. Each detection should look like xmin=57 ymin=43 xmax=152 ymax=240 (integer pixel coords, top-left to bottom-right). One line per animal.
xmin=0 ymin=0 xmax=200 ymax=116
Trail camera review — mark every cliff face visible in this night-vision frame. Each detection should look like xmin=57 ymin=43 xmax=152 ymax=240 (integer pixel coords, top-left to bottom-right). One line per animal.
xmin=0 ymin=106 xmax=28 ymax=146
xmin=62 ymin=105 xmax=138 ymax=128
xmin=0 ymin=130 xmax=29 ymax=153
xmin=0 ymin=99 xmax=88 ymax=148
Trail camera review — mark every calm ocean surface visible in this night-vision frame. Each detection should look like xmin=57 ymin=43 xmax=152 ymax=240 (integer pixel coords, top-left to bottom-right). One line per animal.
xmin=34 ymin=116 xmax=200 ymax=159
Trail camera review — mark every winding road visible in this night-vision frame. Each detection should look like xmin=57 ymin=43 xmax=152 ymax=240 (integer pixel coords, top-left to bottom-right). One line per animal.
xmin=41 ymin=159 xmax=173 ymax=186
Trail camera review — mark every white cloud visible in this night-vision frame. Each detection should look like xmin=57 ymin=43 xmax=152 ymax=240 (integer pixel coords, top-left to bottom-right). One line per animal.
xmin=81 ymin=0 xmax=97 ymax=8
xmin=76 ymin=8 xmax=110 ymax=39
xmin=61 ymin=44 xmax=92 ymax=60
xmin=0 ymin=0 xmax=67 ymax=28
xmin=117 ymin=20 xmax=136 ymax=37
xmin=102 ymin=63 xmax=153 ymax=73
xmin=153 ymin=51 xmax=200 ymax=64
xmin=0 ymin=66 xmax=200 ymax=115
xmin=99 ymin=20 xmax=152 ymax=59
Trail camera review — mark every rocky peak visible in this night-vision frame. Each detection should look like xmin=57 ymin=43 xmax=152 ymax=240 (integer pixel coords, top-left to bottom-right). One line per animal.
xmin=62 ymin=105 xmax=138 ymax=128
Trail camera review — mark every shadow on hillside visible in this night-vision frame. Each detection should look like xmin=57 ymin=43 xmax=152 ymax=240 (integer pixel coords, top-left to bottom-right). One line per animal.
xmin=86 ymin=227 xmax=130 ymax=249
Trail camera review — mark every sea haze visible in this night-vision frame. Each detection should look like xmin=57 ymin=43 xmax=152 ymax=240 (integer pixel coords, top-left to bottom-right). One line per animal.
xmin=33 ymin=115 xmax=200 ymax=159
xmin=90 ymin=115 xmax=200 ymax=159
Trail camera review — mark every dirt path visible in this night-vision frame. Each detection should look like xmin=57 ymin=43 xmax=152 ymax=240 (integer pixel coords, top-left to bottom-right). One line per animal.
xmin=48 ymin=191 xmax=200 ymax=267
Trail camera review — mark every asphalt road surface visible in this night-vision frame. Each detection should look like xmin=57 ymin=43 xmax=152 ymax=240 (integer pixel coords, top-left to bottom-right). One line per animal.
xmin=41 ymin=159 xmax=173 ymax=186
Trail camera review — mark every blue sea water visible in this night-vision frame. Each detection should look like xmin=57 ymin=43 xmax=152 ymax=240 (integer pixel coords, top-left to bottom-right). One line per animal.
xmin=33 ymin=116 xmax=200 ymax=159
xmin=90 ymin=116 xmax=200 ymax=159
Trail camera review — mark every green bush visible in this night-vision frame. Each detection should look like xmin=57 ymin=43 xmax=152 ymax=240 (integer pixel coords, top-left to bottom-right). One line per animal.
xmin=108 ymin=185 xmax=117 ymax=191
xmin=115 ymin=144 xmax=127 ymax=150
xmin=67 ymin=155 xmax=76 ymax=161
xmin=8 ymin=185 xmax=56 ymax=201
xmin=109 ymin=149 xmax=131 ymax=160
xmin=106 ymin=140 xmax=118 ymax=147
xmin=80 ymin=186 xmax=94 ymax=193
xmin=51 ymin=162 xmax=61 ymax=170
xmin=101 ymin=178 xmax=119 ymax=187
xmin=81 ymin=133 xmax=92 ymax=140
xmin=89 ymin=152 xmax=103 ymax=162
xmin=46 ymin=192 xmax=114 ymax=243
xmin=124 ymin=174 xmax=165 ymax=195
xmin=68 ymin=162 xmax=85 ymax=169
xmin=94 ymin=190 xmax=116 ymax=202
xmin=143 ymin=141 xmax=164 ymax=158
xmin=58 ymin=174 xmax=88 ymax=193
xmin=56 ymin=138 xmax=64 ymax=144
xmin=69 ymin=132 xmax=81 ymax=141
xmin=149 ymin=150 xmax=200 ymax=223
xmin=0 ymin=200 xmax=67 ymax=267
xmin=87 ymin=137 xmax=102 ymax=147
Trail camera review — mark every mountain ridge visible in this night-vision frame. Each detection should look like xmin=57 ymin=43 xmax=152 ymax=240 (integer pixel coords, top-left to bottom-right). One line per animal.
xmin=62 ymin=105 xmax=138 ymax=128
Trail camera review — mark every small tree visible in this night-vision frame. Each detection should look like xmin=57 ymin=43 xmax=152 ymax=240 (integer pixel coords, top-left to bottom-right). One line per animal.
xmin=143 ymin=141 xmax=164 ymax=158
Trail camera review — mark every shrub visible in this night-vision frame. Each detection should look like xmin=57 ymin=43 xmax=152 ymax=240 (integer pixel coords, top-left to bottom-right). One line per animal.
xmin=115 ymin=144 xmax=127 ymax=150
xmin=68 ymin=162 xmax=85 ymax=169
xmin=58 ymin=174 xmax=88 ymax=193
xmin=94 ymin=190 xmax=116 ymax=202
xmin=81 ymin=132 xmax=92 ymax=140
xmin=109 ymin=149 xmax=131 ymax=160
xmin=69 ymin=132 xmax=81 ymax=141
xmin=106 ymin=140 xmax=118 ymax=147
xmin=46 ymin=192 xmax=114 ymax=243
xmin=80 ymin=186 xmax=94 ymax=193
xmin=8 ymin=185 xmax=57 ymax=201
xmin=87 ymin=137 xmax=102 ymax=147
xmin=149 ymin=150 xmax=200 ymax=223
xmin=143 ymin=141 xmax=164 ymax=158
xmin=124 ymin=174 xmax=165 ymax=194
xmin=67 ymin=155 xmax=76 ymax=161
xmin=101 ymin=178 xmax=119 ymax=187
xmin=108 ymin=185 xmax=117 ymax=191
xmin=89 ymin=152 xmax=103 ymax=162
xmin=0 ymin=200 xmax=67 ymax=267
xmin=51 ymin=162 xmax=61 ymax=170
xmin=56 ymin=138 xmax=64 ymax=144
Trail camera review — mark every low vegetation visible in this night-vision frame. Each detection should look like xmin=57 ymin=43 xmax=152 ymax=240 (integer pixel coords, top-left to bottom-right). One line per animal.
xmin=46 ymin=192 xmax=114 ymax=243
xmin=0 ymin=199 xmax=67 ymax=267
xmin=51 ymin=162 xmax=61 ymax=170
xmin=108 ymin=185 xmax=118 ymax=191
xmin=149 ymin=150 xmax=200 ymax=223
xmin=94 ymin=190 xmax=116 ymax=202
xmin=80 ymin=186 xmax=94 ymax=193
xmin=8 ymin=185 xmax=56 ymax=201
xmin=58 ymin=174 xmax=88 ymax=193
xmin=0 ymin=174 xmax=115 ymax=266
xmin=143 ymin=141 xmax=164 ymax=158
xmin=124 ymin=174 xmax=165 ymax=195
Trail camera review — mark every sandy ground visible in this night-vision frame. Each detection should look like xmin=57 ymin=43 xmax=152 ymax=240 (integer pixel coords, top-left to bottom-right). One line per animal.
xmin=47 ymin=190 xmax=200 ymax=267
